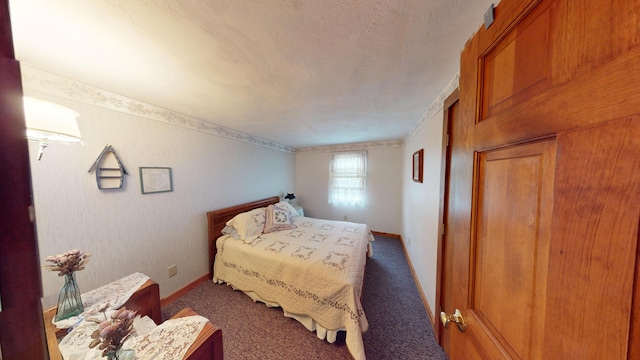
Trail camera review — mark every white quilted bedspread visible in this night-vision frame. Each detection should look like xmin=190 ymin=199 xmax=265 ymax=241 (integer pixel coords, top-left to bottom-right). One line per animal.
xmin=213 ymin=216 xmax=374 ymax=360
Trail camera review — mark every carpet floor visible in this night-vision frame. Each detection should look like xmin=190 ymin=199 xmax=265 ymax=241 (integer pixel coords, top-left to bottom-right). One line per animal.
xmin=161 ymin=235 xmax=448 ymax=360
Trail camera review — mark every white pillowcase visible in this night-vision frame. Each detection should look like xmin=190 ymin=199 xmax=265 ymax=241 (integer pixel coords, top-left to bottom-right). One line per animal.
xmin=224 ymin=207 xmax=266 ymax=241
xmin=221 ymin=225 xmax=240 ymax=239
xmin=275 ymin=201 xmax=299 ymax=218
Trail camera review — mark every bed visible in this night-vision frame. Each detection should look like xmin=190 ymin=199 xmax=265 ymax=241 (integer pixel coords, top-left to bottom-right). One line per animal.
xmin=206 ymin=196 xmax=374 ymax=360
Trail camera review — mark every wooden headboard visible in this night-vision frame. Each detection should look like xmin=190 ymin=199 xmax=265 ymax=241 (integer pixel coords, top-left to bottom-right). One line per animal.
xmin=206 ymin=196 xmax=280 ymax=279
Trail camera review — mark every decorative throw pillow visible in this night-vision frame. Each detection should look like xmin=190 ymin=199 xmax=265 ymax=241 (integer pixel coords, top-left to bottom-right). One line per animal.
xmin=225 ymin=207 xmax=266 ymax=241
xmin=275 ymin=201 xmax=299 ymax=218
xmin=263 ymin=204 xmax=297 ymax=234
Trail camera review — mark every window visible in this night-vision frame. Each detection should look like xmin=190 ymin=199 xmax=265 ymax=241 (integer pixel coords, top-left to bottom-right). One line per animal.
xmin=328 ymin=151 xmax=367 ymax=206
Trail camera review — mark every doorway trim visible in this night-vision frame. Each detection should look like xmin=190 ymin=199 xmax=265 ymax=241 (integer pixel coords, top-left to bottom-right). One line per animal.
xmin=434 ymin=88 xmax=459 ymax=343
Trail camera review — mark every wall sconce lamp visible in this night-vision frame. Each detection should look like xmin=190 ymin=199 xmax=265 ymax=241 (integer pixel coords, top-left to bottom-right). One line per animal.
xmin=23 ymin=97 xmax=82 ymax=160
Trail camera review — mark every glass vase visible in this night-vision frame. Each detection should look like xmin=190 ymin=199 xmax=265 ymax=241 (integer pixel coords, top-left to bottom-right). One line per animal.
xmin=107 ymin=348 xmax=135 ymax=360
xmin=54 ymin=272 xmax=84 ymax=321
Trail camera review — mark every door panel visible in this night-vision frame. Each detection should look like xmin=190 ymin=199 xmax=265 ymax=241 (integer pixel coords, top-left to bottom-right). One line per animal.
xmin=472 ymin=139 xmax=554 ymax=359
xmin=481 ymin=3 xmax=551 ymax=119
xmin=541 ymin=118 xmax=640 ymax=358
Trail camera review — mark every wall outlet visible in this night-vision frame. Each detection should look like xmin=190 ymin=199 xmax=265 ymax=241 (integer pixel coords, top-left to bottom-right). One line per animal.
xmin=168 ymin=264 xmax=177 ymax=278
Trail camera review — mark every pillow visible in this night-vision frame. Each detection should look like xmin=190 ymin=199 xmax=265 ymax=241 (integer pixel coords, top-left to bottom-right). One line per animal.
xmin=225 ymin=207 xmax=266 ymax=241
xmin=221 ymin=225 xmax=240 ymax=239
xmin=263 ymin=204 xmax=297 ymax=234
xmin=275 ymin=201 xmax=299 ymax=218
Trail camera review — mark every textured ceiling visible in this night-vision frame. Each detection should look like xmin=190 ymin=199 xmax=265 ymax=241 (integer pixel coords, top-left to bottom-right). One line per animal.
xmin=9 ymin=0 xmax=495 ymax=149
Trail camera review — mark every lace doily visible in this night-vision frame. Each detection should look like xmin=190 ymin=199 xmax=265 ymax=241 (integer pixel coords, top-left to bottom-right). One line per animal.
xmin=58 ymin=311 xmax=157 ymax=360
xmin=127 ymin=316 xmax=209 ymax=359
xmin=53 ymin=272 xmax=150 ymax=329
xmin=58 ymin=312 xmax=208 ymax=360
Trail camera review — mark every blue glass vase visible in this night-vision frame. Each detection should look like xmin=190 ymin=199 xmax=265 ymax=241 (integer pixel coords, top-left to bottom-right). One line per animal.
xmin=107 ymin=349 xmax=135 ymax=360
xmin=54 ymin=272 xmax=84 ymax=321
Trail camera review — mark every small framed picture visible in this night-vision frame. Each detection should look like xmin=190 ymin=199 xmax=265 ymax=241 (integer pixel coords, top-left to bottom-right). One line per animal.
xmin=412 ymin=149 xmax=423 ymax=183
xmin=140 ymin=167 xmax=173 ymax=194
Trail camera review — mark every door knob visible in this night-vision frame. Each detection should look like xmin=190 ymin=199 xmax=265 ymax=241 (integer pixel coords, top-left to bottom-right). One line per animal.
xmin=440 ymin=308 xmax=467 ymax=332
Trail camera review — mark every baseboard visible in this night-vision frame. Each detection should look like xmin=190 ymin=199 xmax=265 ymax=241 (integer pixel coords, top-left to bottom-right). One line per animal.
xmin=370 ymin=230 xmax=401 ymax=239
xmin=160 ymin=273 xmax=209 ymax=307
xmin=397 ymin=236 xmax=436 ymax=330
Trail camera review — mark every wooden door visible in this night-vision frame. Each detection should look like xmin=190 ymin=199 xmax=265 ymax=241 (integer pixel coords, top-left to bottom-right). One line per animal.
xmin=0 ymin=1 xmax=48 ymax=358
xmin=441 ymin=0 xmax=640 ymax=358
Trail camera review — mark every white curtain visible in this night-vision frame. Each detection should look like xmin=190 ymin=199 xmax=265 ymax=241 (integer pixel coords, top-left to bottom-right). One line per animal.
xmin=328 ymin=151 xmax=367 ymax=206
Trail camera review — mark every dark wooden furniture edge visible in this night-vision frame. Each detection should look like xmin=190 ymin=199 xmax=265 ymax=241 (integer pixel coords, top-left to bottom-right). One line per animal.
xmin=206 ymin=196 xmax=280 ymax=279
xmin=120 ymin=278 xmax=162 ymax=324
xmin=43 ymin=309 xmax=63 ymax=360
xmin=172 ymin=307 xmax=223 ymax=360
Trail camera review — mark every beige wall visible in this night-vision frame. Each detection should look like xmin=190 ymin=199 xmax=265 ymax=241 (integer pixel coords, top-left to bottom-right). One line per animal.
xmin=25 ymin=68 xmax=295 ymax=304
xmin=402 ymin=109 xmax=445 ymax=317
xmin=295 ymin=145 xmax=402 ymax=234
xmin=401 ymin=75 xmax=457 ymax=318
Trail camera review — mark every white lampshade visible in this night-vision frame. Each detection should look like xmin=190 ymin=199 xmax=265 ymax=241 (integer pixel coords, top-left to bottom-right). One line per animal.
xmin=23 ymin=97 xmax=82 ymax=142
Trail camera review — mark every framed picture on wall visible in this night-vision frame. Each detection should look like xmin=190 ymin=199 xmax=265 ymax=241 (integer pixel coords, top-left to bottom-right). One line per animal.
xmin=140 ymin=167 xmax=173 ymax=194
xmin=412 ymin=149 xmax=423 ymax=183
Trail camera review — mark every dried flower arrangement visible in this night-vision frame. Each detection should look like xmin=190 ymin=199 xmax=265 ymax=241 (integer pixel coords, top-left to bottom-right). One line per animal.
xmin=44 ymin=249 xmax=91 ymax=276
xmin=88 ymin=306 xmax=137 ymax=357
xmin=45 ymin=248 xmax=92 ymax=321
